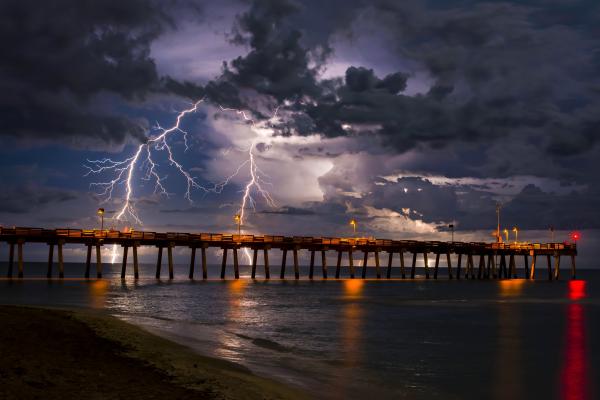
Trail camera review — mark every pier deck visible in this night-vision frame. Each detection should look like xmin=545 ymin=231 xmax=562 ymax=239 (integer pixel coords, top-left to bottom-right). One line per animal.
xmin=0 ymin=227 xmax=577 ymax=280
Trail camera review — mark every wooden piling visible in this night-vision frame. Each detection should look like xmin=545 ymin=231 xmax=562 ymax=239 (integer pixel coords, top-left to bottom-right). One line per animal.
xmin=423 ymin=252 xmax=430 ymax=279
xmin=280 ymin=249 xmax=288 ymax=279
xmin=201 ymin=244 xmax=208 ymax=279
xmin=570 ymin=254 xmax=576 ymax=279
xmin=321 ymin=250 xmax=327 ymax=279
xmin=348 ymin=249 xmax=355 ymax=279
xmin=220 ymin=248 xmax=228 ymax=279
xmin=7 ymin=242 xmax=14 ymax=278
xmin=47 ymin=243 xmax=54 ymax=279
xmin=361 ymin=250 xmax=368 ymax=279
xmin=294 ymin=247 xmax=300 ymax=279
xmin=446 ymin=252 xmax=453 ymax=279
xmin=251 ymin=248 xmax=258 ymax=279
xmin=456 ymin=253 xmax=462 ymax=279
xmin=553 ymin=253 xmax=561 ymax=280
xmin=529 ymin=253 xmax=537 ymax=280
xmin=336 ymin=250 xmax=342 ymax=279
xmin=546 ymin=254 xmax=552 ymax=281
xmin=155 ymin=246 xmax=163 ymax=279
xmin=309 ymin=250 xmax=315 ymax=279
xmin=57 ymin=241 xmax=64 ymax=279
xmin=121 ymin=245 xmax=129 ymax=279
xmin=500 ymin=254 xmax=507 ymax=279
xmin=509 ymin=254 xmax=516 ymax=279
xmin=478 ymin=254 xmax=485 ymax=279
xmin=486 ymin=254 xmax=492 ymax=279
xmin=85 ymin=244 xmax=92 ymax=278
xmin=189 ymin=247 xmax=196 ymax=279
xmin=374 ymin=250 xmax=381 ymax=279
xmin=17 ymin=241 xmax=23 ymax=278
xmin=411 ymin=252 xmax=417 ymax=279
xmin=233 ymin=247 xmax=239 ymax=279
xmin=399 ymin=250 xmax=406 ymax=279
xmin=386 ymin=251 xmax=393 ymax=279
xmin=95 ymin=243 xmax=102 ymax=278
xmin=467 ymin=253 xmax=474 ymax=279
xmin=133 ymin=242 xmax=139 ymax=279
xmin=167 ymin=243 xmax=174 ymax=280
xmin=433 ymin=253 xmax=440 ymax=279
xmin=523 ymin=254 xmax=529 ymax=279
xmin=263 ymin=248 xmax=270 ymax=279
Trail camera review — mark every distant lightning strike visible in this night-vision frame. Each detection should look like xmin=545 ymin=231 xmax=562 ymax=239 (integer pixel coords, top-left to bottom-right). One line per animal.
xmin=85 ymin=98 xmax=278 ymax=265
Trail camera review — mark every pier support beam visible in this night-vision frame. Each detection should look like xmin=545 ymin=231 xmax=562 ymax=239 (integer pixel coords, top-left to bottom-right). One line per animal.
xmin=133 ymin=242 xmax=139 ymax=279
xmin=509 ymin=254 xmax=517 ymax=279
xmin=47 ymin=243 xmax=54 ymax=278
xmin=478 ymin=254 xmax=485 ymax=279
xmin=374 ymin=250 xmax=381 ymax=279
xmin=309 ymin=250 xmax=315 ymax=279
xmin=524 ymin=254 xmax=529 ymax=279
xmin=155 ymin=246 xmax=163 ymax=279
xmin=423 ymin=252 xmax=429 ymax=279
xmin=321 ymin=249 xmax=327 ymax=279
xmin=571 ymin=254 xmax=576 ymax=279
xmin=456 ymin=253 xmax=462 ymax=279
xmin=386 ymin=251 xmax=393 ymax=279
xmin=280 ymin=249 xmax=288 ymax=279
xmin=233 ymin=247 xmax=239 ymax=279
xmin=529 ymin=253 xmax=537 ymax=280
xmin=348 ymin=249 xmax=355 ymax=279
xmin=220 ymin=248 xmax=228 ymax=279
xmin=411 ymin=252 xmax=417 ymax=279
xmin=434 ymin=253 xmax=440 ymax=279
xmin=336 ymin=251 xmax=342 ymax=279
xmin=467 ymin=254 xmax=475 ymax=279
xmin=546 ymin=254 xmax=552 ymax=281
xmin=446 ymin=252 xmax=453 ymax=279
xmin=85 ymin=244 xmax=92 ymax=278
xmin=189 ymin=247 xmax=196 ymax=279
xmin=294 ymin=247 xmax=300 ymax=279
xmin=95 ymin=243 xmax=102 ymax=278
xmin=167 ymin=243 xmax=174 ymax=280
xmin=121 ymin=245 xmax=129 ymax=279
xmin=201 ymin=244 xmax=208 ymax=279
xmin=17 ymin=241 xmax=24 ymax=278
xmin=263 ymin=248 xmax=270 ymax=279
xmin=57 ymin=241 xmax=64 ymax=279
xmin=553 ymin=253 xmax=561 ymax=280
xmin=361 ymin=250 xmax=368 ymax=279
xmin=251 ymin=249 xmax=258 ymax=279
xmin=7 ymin=242 xmax=14 ymax=278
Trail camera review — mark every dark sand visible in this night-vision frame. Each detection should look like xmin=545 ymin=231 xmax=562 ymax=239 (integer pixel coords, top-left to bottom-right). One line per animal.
xmin=0 ymin=306 xmax=307 ymax=400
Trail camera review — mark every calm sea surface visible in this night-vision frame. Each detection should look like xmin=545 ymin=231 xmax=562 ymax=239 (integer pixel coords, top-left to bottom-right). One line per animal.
xmin=0 ymin=262 xmax=598 ymax=400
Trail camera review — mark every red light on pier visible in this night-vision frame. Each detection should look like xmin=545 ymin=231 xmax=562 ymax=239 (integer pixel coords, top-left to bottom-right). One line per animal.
xmin=569 ymin=231 xmax=581 ymax=242
xmin=568 ymin=280 xmax=586 ymax=301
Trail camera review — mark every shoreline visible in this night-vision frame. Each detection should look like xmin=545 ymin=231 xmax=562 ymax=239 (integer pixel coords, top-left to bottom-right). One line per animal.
xmin=0 ymin=305 xmax=307 ymax=400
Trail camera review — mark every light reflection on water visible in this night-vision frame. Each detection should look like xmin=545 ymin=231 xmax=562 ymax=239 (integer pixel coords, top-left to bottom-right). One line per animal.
xmin=0 ymin=263 xmax=598 ymax=399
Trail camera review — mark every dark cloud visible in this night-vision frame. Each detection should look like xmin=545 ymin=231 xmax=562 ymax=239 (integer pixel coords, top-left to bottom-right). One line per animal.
xmin=0 ymin=185 xmax=78 ymax=214
xmin=259 ymin=206 xmax=316 ymax=215
xmin=0 ymin=0 xmax=202 ymax=146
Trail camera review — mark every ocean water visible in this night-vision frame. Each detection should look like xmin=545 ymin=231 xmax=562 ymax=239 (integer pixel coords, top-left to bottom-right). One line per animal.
xmin=0 ymin=262 xmax=598 ymax=400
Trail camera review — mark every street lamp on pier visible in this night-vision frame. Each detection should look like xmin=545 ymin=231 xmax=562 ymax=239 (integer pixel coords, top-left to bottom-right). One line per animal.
xmin=97 ymin=208 xmax=105 ymax=232
xmin=503 ymin=228 xmax=509 ymax=243
xmin=234 ymin=214 xmax=241 ymax=236
xmin=512 ymin=227 xmax=518 ymax=244
xmin=349 ymin=219 xmax=357 ymax=236
xmin=449 ymin=224 xmax=455 ymax=242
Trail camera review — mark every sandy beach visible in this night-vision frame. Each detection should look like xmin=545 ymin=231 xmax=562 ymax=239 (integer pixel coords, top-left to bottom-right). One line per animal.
xmin=0 ymin=305 xmax=307 ymax=400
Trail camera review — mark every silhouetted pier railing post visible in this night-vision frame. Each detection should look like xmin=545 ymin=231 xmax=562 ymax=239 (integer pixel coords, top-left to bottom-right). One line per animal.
xmin=0 ymin=227 xmax=578 ymax=282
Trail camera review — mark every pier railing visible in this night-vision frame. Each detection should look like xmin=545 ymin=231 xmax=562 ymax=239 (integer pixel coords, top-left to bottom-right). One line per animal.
xmin=0 ymin=226 xmax=577 ymax=281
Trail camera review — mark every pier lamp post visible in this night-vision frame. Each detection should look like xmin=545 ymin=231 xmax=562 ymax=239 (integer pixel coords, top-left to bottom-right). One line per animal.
xmin=550 ymin=226 xmax=555 ymax=242
xmin=234 ymin=214 xmax=241 ymax=236
xmin=97 ymin=208 xmax=105 ymax=232
xmin=350 ymin=219 xmax=357 ymax=236
xmin=512 ymin=227 xmax=518 ymax=244
xmin=503 ymin=228 xmax=509 ymax=243
xmin=449 ymin=224 xmax=455 ymax=242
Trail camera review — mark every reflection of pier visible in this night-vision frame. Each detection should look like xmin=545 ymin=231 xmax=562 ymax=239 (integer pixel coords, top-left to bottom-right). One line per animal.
xmin=0 ymin=227 xmax=577 ymax=280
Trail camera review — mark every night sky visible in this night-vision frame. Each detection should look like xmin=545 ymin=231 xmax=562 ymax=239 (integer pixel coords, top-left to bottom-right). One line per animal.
xmin=1 ymin=0 xmax=599 ymax=261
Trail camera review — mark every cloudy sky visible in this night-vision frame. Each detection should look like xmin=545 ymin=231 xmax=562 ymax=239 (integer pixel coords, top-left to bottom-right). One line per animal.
xmin=1 ymin=0 xmax=599 ymax=261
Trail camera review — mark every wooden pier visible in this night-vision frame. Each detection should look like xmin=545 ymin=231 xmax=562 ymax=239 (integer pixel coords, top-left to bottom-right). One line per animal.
xmin=0 ymin=227 xmax=578 ymax=280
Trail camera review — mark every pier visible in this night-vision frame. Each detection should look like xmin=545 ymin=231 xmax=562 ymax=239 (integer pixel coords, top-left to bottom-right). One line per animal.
xmin=0 ymin=227 xmax=577 ymax=280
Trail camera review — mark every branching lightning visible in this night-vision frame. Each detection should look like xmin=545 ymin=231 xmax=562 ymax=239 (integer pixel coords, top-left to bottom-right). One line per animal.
xmin=85 ymin=98 xmax=279 ymax=265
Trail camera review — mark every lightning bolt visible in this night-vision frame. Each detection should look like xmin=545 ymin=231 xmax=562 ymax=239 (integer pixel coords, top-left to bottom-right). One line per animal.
xmin=85 ymin=98 xmax=278 ymax=265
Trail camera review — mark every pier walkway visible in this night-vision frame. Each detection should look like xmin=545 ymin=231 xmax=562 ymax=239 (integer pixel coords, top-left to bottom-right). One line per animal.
xmin=0 ymin=227 xmax=577 ymax=281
